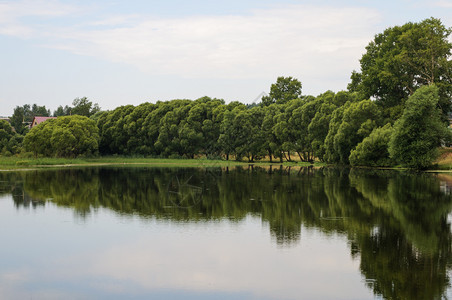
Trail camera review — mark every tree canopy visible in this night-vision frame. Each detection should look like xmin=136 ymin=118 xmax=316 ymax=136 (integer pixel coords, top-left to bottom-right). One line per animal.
xmin=348 ymin=17 xmax=452 ymax=119
xmin=389 ymin=85 xmax=451 ymax=169
xmin=0 ymin=120 xmax=22 ymax=156
xmin=261 ymin=76 xmax=302 ymax=106
xmin=53 ymin=97 xmax=101 ymax=117
xmin=10 ymin=104 xmax=51 ymax=134
xmin=24 ymin=115 xmax=99 ymax=158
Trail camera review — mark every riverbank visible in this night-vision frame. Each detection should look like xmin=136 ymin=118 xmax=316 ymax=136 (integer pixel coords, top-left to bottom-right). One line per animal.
xmin=1 ymin=152 xmax=451 ymax=171
xmin=0 ymin=156 xmax=325 ymax=170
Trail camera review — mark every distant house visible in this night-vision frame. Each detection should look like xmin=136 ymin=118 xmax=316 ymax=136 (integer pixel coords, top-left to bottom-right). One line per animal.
xmin=31 ymin=116 xmax=57 ymax=128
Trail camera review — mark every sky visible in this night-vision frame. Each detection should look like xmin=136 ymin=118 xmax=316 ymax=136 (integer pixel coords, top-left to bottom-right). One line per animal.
xmin=0 ymin=0 xmax=451 ymax=116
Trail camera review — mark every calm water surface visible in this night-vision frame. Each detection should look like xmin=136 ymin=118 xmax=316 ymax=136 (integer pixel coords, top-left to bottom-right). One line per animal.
xmin=0 ymin=166 xmax=451 ymax=299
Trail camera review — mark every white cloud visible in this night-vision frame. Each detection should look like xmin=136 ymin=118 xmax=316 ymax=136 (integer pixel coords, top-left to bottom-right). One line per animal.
xmin=0 ymin=0 xmax=80 ymax=37
xmin=0 ymin=2 xmax=381 ymax=82
xmin=435 ymin=0 xmax=452 ymax=7
xmin=59 ymin=5 xmax=380 ymax=80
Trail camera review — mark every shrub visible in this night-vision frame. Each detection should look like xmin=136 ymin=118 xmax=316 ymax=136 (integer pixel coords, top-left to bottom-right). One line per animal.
xmin=24 ymin=115 xmax=99 ymax=158
xmin=349 ymin=124 xmax=394 ymax=167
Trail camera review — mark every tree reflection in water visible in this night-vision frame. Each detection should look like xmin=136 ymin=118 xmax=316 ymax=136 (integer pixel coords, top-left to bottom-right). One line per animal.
xmin=1 ymin=166 xmax=451 ymax=299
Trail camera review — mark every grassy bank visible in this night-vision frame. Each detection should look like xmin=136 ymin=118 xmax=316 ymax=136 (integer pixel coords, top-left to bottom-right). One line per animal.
xmin=0 ymin=156 xmax=324 ymax=170
xmin=2 ymin=151 xmax=452 ymax=171
xmin=432 ymin=148 xmax=452 ymax=171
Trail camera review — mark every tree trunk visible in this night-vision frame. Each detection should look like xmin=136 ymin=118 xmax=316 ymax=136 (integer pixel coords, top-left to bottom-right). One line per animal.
xmin=297 ymin=151 xmax=303 ymax=162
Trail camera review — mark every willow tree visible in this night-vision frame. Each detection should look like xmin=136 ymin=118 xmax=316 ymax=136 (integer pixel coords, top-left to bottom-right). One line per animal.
xmin=389 ymin=85 xmax=451 ymax=169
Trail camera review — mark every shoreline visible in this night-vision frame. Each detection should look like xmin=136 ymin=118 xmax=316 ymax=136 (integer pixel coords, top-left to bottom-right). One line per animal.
xmin=0 ymin=157 xmax=450 ymax=173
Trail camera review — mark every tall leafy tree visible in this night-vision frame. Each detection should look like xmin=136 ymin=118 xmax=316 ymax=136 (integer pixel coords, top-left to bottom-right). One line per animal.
xmin=325 ymin=100 xmax=381 ymax=164
xmin=10 ymin=104 xmax=50 ymax=134
xmin=97 ymin=105 xmax=135 ymax=155
xmin=53 ymin=105 xmax=72 ymax=117
xmin=124 ymin=103 xmax=156 ymax=154
xmin=71 ymin=97 xmax=101 ymax=117
xmin=218 ymin=104 xmax=247 ymax=160
xmin=261 ymin=76 xmax=302 ymax=106
xmin=308 ymin=91 xmax=337 ymax=161
xmin=349 ymin=18 xmax=452 ymax=119
xmin=389 ymin=85 xmax=451 ymax=169
xmin=236 ymin=107 xmax=266 ymax=162
xmin=261 ymin=104 xmax=285 ymax=162
xmin=156 ymin=102 xmax=194 ymax=157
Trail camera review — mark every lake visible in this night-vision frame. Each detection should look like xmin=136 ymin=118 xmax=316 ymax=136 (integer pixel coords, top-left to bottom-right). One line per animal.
xmin=0 ymin=166 xmax=451 ymax=299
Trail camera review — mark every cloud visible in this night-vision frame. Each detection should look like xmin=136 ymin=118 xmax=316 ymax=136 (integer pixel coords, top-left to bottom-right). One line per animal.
xmin=0 ymin=1 xmax=380 ymax=82
xmin=0 ymin=0 xmax=80 ymax=37
xmin=435 ymin=0 xmax=452 ymax=7
xmin=42 ymin=4 xmax=380 ymax=81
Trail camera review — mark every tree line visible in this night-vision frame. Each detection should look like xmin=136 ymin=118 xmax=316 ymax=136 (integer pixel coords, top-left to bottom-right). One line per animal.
xmin=1 ymin=17 xmax=451 ymax=169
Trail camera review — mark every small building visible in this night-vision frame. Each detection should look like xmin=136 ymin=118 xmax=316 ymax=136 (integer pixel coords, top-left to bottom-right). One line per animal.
xmin=31 ymin=116 xmax=57 ymax=128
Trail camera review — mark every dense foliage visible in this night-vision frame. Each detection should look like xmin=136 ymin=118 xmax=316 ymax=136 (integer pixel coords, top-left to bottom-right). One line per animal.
xmin=0 ymin=120 xmax=23 ymax=156
xmin=24 ymin=115 xmax=99 ymax=158
xmin=389 ymin=86 xmax=451 ymax=169
xmin=349 ymin=17 xmax=452 ymax=120
xmin=349 ymin=124 xmax=394 ymax=167
xmin=53 ymin=97 xmax=100 ymax=117
xmin=261 ymin=76 xmax=302 ymax=106
xmin=10 ymin=104 xmax=51 ymax=135
xmin=95 ymin=91 xmax=366 ymax=162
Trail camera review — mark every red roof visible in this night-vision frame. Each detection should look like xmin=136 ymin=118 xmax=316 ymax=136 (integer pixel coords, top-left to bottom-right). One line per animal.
xmin=31 ymin=116 xmax=57 ymax=127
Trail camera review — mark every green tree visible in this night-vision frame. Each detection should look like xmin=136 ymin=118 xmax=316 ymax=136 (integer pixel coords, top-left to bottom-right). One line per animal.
xmin=0 ymin=120 xmax=23 ymax=155
xmin=71 ymin=97 xmax=101 ymax=117
xmin=349 ymin=123 xmax=394 ymax=167
xmin=261 ymin=76 xmax=302 ymax=106
xmin=308 ymin=91 xmax=337 ymax=161
xmin=24 ymin=115 xmax=99 ymax=157
xmin=155 ymin=101 xmax=193 ymax=157
xmin=218 ymin=104 xmax=247 ymax=160
xmin=323 ymin=104 xmax=349 ymax=163
xmin=291 ymin=97 xmax=318 ymax=161
xmin=53 ymin=105 xmax=72 ymax=117
xmin=261 ymin=104 xmax=286 ymax=162
xmin=234 ymin=107 xmax=266 ymax=162
xmin=124 ymin=103 xmax=156 ymax=155
xmin=328 ymin=100 xmax=381 ymax=164
xmin=31 ymin=104 xmax=51 ymax=118
xmin=10 ymin=104 xmax=50 ymax=134
xmin=97 ymin=105 xmax=135 ymax=155
xmin=273 ymin=101 xmax=298 ymax=161
xmin=388 ymin=85 xmax=451 ymax=169
xmin=349 ymin=18 xmax=452 ymax=119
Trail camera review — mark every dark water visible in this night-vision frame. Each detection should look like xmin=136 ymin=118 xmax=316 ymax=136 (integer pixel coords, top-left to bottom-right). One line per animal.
xmin=0 ymin=166 xmax=451 ymax=299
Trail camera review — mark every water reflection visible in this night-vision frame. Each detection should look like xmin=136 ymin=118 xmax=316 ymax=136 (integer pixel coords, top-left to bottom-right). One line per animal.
xmin=1 ymin=166 xmax=452 ymax=299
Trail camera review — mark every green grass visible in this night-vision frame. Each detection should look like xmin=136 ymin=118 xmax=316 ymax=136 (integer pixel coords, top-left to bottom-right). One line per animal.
xmin=0 ymin=155 xmax=326 ymax=170
xmin=431 ymin=148 xmax=452 ymax=171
